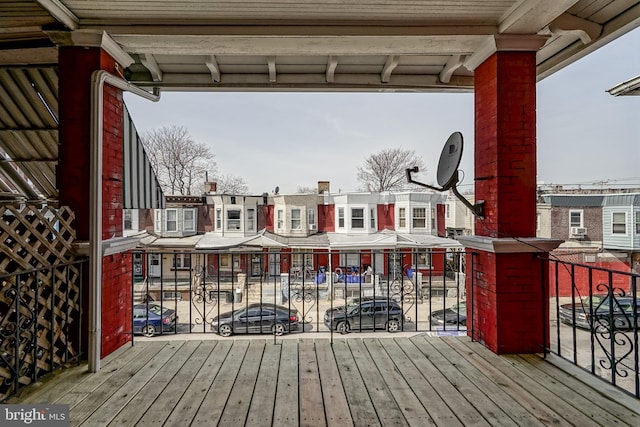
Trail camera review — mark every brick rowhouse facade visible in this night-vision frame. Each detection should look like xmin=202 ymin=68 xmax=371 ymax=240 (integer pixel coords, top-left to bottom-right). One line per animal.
xmin=469 ymin=44 xmax=550 ymax=354
xmin=59 ymin=47 xmax=132 ymax=358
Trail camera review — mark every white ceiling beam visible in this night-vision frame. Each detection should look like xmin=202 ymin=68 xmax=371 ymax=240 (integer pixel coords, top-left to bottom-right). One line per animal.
xmin=135 ymin=72 xmax=474 ymax=92
xmin=81 ymin=24 xmax=497 ymax=37
xmin=439 ymin=55 xmax=464 ymax=84
xmin=36 ymin=0 xmax=79 ymax=30
xmin=114 ymin=35 xmax=484 ymax=56
xmin=546 ymin=13 xmax=603 ymax=44
xmin=204 ymin=55 xmax=221 ymax=82
xmin=47 ymin=30 xmax=135 ymax=68
xmin=326 ymin=56 xmax=338 ymax=83
xmin=268 ymin=57 xmax=277 ymax=82
xmin=140 ymin=53 xmax=163 ymax=82
xmin=499 ymin=0 xmax=580 ymax=33
xmin=464 ymin=34 xmax=549 ymax=71
xmin=381 ymin=55 xmax=398 ymax=83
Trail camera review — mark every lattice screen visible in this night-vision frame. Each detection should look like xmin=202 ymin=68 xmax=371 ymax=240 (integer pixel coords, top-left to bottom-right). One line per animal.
xmin=0 ymin=205 xmax=83 ymax=401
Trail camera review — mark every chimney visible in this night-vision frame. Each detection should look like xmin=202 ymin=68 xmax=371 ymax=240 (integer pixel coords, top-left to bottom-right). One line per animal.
xmin=204 ymin=182 xmax=217 ymax=194
xmin=317 ymin=181 xmax=330 ymax=194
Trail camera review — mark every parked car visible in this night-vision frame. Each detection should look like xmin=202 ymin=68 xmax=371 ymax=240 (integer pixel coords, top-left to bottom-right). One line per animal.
xmin=430 ymin=301 xmax=467 ymax=327
xmin=133 ymin=303 xmax=177 ymax=337
xmin=211 ymin=303 xmax=300 ymax=337
xmin=559 ymin=293 xmax=640 ymax=331
xmin=324 ymin=297 xmax=404 ymax=334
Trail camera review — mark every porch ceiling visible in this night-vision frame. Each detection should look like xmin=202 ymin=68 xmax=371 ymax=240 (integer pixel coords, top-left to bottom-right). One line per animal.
xmin=0 ymin=0 xmax=639 ymax=201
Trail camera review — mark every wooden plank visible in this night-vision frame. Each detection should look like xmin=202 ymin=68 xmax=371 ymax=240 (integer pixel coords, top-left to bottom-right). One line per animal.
xmin=132 ymin=340 xmax=218 ymax=426
xmin=218 ymin=340 xmax=267 ymax=426
xmin=430 ymin=337 xmax=546 ymax=427
xmin=15 ymin=339 xmax=146 ymax=404
xmin=189 ymin=339 xmax=250 ymax=425
xmin=411 ymin=336 xmax=516 ymax=426
xmin=499 ymin=352 xmax=630 ymax=427
xmin=535 ymin=352 xmax=640 ymax=417
xmin=273 ymin=339 xmax=299 ymax=427
xmin=444 ymin=337 xmax=565 ymax=426
xmin=298 ymin=339 xmax=326 ymax=426
xmin=382 ymin=338 xmax=462 ymax=427
xmin=347 ymin=338 xmax=408 ymax=426
xmin=245 ymin=340 xmax=282 ymax=427
xmin=456 ymin=337 xmax=605 ymax=427
xmin=104 ymin=340 xmax=203 ymax=426
xmin=517 ymin=353 xmax=640 ymax=425
xmin=73 ymin=341 xmax=185 ymax=426
xmin=363 ymin=338 xmax=435 ymax=426
xmin=397 ymin=337 xmax=490 ymax=426
xmin=51 ymin=341 xmax=168 ymax=409
xmin=332 ymin=339 xmax=381 ymax=426
xmin=315 ymin=339 xmax=353 ymax=427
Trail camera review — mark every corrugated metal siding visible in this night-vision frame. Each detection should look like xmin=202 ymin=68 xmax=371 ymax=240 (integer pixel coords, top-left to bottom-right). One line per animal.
xmin=603 ymin=194 xmax=640 ymax=206
xmin=123 ymin=105 xmax=165 ymax=209
xmin=541 ymin=195 xmax=605 ymax=207
xmin=0 ymin=66 xmax=58 ymax=202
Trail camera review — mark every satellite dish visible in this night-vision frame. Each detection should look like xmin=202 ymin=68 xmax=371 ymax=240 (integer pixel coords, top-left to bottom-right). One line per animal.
xmin=274 ymin=186 xmax=280 ymax=194
xmin=405 ymin=131 xmax=484 ymax=218
xmin=436 ymin=132 xmax=463 ymax=190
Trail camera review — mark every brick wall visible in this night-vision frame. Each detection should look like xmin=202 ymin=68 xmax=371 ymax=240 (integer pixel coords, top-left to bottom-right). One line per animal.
xmin=550 ymin=206 xmax=602 ymax=242
xmin=470 ymin=50 xmax=543 ymax=353
xmin=474 ymin=52 xmax=537 ymax=238
xmin=59 ymin=47 xmax=133 ymax=358
xmin=101 ymin=253 xmax=132 ymax=357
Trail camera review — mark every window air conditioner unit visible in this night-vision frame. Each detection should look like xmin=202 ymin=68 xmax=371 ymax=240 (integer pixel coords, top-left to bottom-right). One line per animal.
xmin=570 ymin=227 xmax=587 ymax=236
xmin=309 ymin=224 xmax=317 ymax=231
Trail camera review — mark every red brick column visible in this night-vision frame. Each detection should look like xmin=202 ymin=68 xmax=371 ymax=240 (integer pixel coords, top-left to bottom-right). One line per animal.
xmin=465 ymin=37 xmax=554 ymax=354
xmin=58 ymin=47 xmax=132 ymax=358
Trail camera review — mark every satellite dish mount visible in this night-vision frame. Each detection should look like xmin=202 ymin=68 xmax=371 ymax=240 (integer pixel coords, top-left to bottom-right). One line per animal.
xmin=406 ymin=132 xmax=484 ymax=218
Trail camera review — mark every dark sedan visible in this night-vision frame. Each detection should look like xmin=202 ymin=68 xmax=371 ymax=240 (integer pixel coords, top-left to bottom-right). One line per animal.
xmin=430 ymin=301 xmax=467 ymax=327
xmin=559 ymin=294 xmax=640 ymax=331
xmin=324 ymin=297 xmax=404 ymax=334
xmin=133 ymin=303 xmax=177 ymax=337
xmin=211 ymin=303 xmax=300 ymax=337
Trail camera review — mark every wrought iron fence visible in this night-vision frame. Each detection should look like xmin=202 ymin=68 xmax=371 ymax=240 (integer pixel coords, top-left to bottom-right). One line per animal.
xmin=548 ymin=258 xmax=640 ymax=398
xmin=0 ymin=259 xmax=86 ymax=402
xmin=130 ymin=248 xmax=471 ymax=341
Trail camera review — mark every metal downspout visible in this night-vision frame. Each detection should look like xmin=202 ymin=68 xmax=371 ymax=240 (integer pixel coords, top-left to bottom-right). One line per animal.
xmin=89 ymin=70 xmax=159 ymax=372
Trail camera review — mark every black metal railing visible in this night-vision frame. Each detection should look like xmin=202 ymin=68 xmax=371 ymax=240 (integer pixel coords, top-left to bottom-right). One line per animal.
xmin=130 ymin=248 xmax=472 ymax=342
xmin=0 ymin=258 xmax=87 ymax=402
xmin=548 ymin=258 xmax=640 ymax=398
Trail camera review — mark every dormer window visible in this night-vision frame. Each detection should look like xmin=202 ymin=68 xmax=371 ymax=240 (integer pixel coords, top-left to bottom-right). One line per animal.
xmin=351 ymin=208 xmax=364 ymax=229
xmin=247 ymin=208 xmax=255 ymax=231
xmin=166 ymin=209 xmax=178 ymax=231
xmin=183 ymin=209 xmax=195 ymax=231
xmin=227 ymin=209 xmax=241 ymax=230
xmin=413 ymin=208 xmax=426 ymax=228
xmin=291 ymin=209 xmax=301 ymax=230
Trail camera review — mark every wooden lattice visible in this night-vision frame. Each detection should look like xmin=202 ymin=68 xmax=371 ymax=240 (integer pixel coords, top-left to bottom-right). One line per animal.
xmin=0 ymin=205 xmax=83 ymax=401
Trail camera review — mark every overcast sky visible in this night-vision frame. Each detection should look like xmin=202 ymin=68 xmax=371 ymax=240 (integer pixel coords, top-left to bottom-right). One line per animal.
xmin=124 ymin=27 xmax=640 ymax=195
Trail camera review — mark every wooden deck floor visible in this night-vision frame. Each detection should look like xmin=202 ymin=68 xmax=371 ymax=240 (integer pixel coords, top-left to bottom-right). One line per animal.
xmin=10 ymin=335 xmax=640 ymax=426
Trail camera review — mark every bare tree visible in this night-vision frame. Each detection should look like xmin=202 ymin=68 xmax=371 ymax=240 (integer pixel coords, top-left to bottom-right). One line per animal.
xmin=296 ymin=186 xmax=317 ymax=194
xmin=142 ymin=125 xmax=216 ymax=195
xmin=215 ymin=174 xmax=249 ymax=194
xmin=357 ymin=147 xmax=426 ymax=192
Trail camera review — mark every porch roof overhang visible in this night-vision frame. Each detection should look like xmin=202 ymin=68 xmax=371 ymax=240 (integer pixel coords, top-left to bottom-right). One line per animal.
xmin=607 ymin=74 xmax=640 ymax=96
xmin=0 ymin=1 xmax=639 ymax=203
xmin=144 ymin=234 xmax=204 ymax=248
xmin=195 ymin=229 xmax=288 ymax=250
